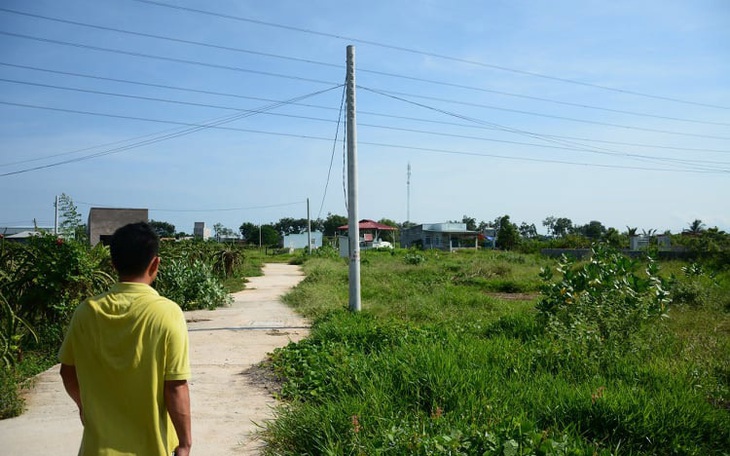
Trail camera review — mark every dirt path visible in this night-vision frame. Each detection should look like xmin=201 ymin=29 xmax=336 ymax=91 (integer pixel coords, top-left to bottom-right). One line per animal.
xmin=0 ymin=263 xmax=309 ymax=455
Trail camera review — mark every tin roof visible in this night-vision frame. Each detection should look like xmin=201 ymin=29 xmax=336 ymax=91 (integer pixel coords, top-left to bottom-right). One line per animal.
xmin=337 ymin=219 xmax=398 ymax=231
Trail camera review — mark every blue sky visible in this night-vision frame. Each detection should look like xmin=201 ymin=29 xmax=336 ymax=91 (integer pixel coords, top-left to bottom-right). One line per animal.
xmin=1 ymin=0 xmax=728 ymax=235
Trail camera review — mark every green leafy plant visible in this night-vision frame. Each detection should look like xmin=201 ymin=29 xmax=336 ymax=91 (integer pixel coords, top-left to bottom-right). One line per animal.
xmin=156 ymin=258 xmax=232 ymax=310
xmin=537 ymin=244 xmax=671 ymax=363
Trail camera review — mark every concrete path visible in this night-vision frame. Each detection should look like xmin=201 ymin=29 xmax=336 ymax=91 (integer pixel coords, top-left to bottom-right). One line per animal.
xmin=0 ymin=263 xmax=309 ymax=455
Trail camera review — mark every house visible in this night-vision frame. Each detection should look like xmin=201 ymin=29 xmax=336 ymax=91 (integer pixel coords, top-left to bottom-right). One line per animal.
xmin=282 ymin=231 xmax=323 ymax=251
xmin=400 ymin=222 xmax=479 ymax=251
xmin=88 ymin=208 xmax=148 ymax=246
xmin=337 ymin=219 xmax=397 ymax=249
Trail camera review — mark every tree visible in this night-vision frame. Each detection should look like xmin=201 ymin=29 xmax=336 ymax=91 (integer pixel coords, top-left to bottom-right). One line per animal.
xmin=274 ymin=218 xmax=310 ymax=235
xmin=579 ymin=220 xmax=606 ymax=240
xmin=213 ymin=223 xmax=236 ymax=241
xmin=239 ymin=222 xmax=258 ymax=243
xmin=626 ymin=226 xmax=638 ymax=237
xmin=542 ymin=216 xmax=557 ymax=236
xmin=57 ymin=193 xmax=82 ymax=239
xmin=323 ymin=213 xmax=348 ymax=237
xmin=461 ymin=215 xmax=477 ymax=231
xmin=603 ymin=227 xmax=622 ymax=248
xmin=260 ymin=225 xmax=280 ymax=246
xmin=149 ymin=220 xmax=176 ymax=238
xmin=495 ymin=215 xmax=520 ymax=250
xmin=553 ymin=217 xmax=573 ymax=238
xmin=518 ymin=222 xmax=538 ymax=239
xmin=378 ymin=218 xmax=399 ymax=244
xmin=685 ymin=219 xmax=705 ymax=235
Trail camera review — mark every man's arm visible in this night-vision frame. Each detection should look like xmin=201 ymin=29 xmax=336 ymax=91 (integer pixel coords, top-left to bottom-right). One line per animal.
xmin=164 ymin=380 xmax=192 ymax=456
xmin=59 ymin=363 xmax=83 ymax=424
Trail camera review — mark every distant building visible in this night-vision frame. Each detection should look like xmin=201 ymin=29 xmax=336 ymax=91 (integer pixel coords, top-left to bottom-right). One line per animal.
xmin=193 ymin=222 xmax=211 ymax=240
xmin=629 ymin=234 xmax=671 ymax=251
xmin=88 ymin=208 xmax=148 ymax=246
xmin=282 ymin=231 xmax=323 ymax=251
xmin=400 ymin=222 xmax=478 ymax=251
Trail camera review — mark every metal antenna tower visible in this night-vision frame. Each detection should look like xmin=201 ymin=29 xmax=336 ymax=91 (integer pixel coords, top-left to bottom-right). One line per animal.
xmin=406 ymin=162 xmax=411 ymax=224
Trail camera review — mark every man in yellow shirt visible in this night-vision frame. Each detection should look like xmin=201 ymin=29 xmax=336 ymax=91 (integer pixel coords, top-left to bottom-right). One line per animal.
xmin=59 ymin=222 xmax=192 ymax=456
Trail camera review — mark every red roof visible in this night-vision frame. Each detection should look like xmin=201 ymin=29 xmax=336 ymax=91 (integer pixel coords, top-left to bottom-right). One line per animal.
xmin=337 ymin=219 xmax=398 ymax=231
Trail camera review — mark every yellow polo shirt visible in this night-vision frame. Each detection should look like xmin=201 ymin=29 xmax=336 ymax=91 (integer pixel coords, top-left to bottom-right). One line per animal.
xmin=59 ymin=282 xmax=190 ymax=456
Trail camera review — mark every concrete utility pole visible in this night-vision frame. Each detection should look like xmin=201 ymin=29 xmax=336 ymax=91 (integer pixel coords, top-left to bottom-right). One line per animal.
xmin=306 ymin=198 xmax=312 ymax=255
xmin=54 ymin=195 xmax=59 ymax=235
xmin=346 ymin=45 xmax=361 ymax=312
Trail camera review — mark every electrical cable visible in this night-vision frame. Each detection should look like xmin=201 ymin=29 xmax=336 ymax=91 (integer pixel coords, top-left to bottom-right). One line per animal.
xmin=0 ymin=31 xmax=337 ymax=86
xmin=4 ymin=63 xmax=728 ymax=150
xmin=1 ymin=7 xmax=725 ymax=127
xmin=360 ymin=86 xmax=726 ymax=173
xmin=76 ymin=200 xmax=305 ymax=213
xmin=131 ymin=0 xmax=730 ymax=111
xmin=0 ymin=85 xmax=343 ymax=177
xmin=2 ymin=98 xmax=725 ymax=174
xmin=317 ymin=81 xmax=346 ymax=220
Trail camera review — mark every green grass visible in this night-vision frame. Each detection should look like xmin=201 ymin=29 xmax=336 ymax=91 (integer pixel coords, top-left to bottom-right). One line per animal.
xmin=265 ymin=248 xmax=730 ymax=455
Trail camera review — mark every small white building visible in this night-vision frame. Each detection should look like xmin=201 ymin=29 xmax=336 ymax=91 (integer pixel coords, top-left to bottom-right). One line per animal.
xmin=282 ymin=231 xmax=323 ymax=251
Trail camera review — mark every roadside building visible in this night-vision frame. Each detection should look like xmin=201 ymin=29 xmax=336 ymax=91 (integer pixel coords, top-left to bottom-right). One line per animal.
xmin=282 ymin=231 xmax=323 ymax=251
xmin=400 ymin=222 xmax=478 ymax=251
xmin=88 ymin=208 xmax=148 ymax=246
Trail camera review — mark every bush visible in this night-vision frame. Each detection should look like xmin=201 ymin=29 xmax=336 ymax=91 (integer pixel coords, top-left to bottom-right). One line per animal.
xmin=537 ymin=244 xmax=671 ymax=363
xmin=156 ymin=259 xmax=232 ymax=310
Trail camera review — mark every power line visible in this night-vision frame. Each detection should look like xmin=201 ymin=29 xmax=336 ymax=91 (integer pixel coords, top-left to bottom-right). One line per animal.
xmin=131 ymin=0 xmax=730 ymax=111
xmin=0 ymin=31 xmax=337 ymax=85
xmin=0 ymin=7 xmax=340 ymax=70
xmin=318 ymin=82 xmax=347 ymax=220
xmin=1 ymin=7 xmax=725 ymax=127
xmin=4 ymin=74 xmax=727 ymax=150
xmin=364 ymin=87 xmax=730 ymax=141
xmin=3 ymin=100 xmax=726 ymax=175
xmin=5 ymin=62 xmax=729 ymax=154
xmin=0 ymin=85 xmax=343 ymax=177
xmin=76 ymin=200 xmax=305 ymax=213
xmin=360 ymin=86 xmax=728 ymax=173
xmin=2 ymin=97 xmax=726 ymax=174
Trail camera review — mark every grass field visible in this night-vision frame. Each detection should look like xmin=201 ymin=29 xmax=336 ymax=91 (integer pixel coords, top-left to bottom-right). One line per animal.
xmin=264 ymin=247 xmax=729 ymax=455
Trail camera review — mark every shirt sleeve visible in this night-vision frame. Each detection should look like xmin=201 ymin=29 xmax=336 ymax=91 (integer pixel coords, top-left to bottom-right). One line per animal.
xmin=164 ymin=307 xmax=191 ymax=381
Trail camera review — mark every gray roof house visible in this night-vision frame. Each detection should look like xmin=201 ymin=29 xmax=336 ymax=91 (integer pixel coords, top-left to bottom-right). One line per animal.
xmin=400 ymin=222 xmax=478 ymax=251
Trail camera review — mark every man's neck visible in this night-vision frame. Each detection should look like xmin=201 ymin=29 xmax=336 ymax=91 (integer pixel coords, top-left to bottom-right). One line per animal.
xmin=118 ymin=276 xmax=153 ymax=285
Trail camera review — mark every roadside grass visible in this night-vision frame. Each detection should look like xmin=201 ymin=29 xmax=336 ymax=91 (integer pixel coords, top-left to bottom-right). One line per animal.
xmin=266 ymin=248 xmax=730 ymax=455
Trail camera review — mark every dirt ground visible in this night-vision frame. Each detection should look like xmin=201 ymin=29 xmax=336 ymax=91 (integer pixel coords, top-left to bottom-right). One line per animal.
xmin=0 ymin=263 xmax=309 ymax=455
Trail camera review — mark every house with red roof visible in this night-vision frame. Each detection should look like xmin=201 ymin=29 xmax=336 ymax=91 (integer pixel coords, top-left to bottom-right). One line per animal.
xmin=337 ymin=219 xmax=397 ymax=249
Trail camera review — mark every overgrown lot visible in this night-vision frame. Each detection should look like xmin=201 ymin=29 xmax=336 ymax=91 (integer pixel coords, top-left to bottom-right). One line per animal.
xmin=266 ymin=247 xmax=729 ymax=455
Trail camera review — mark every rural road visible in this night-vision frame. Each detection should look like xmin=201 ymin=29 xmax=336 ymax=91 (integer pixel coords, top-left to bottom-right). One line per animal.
xmin=0 ymin=263 xmax=309 ymax=455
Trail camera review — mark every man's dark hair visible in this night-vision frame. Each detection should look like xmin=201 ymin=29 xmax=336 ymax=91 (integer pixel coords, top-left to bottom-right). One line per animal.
xmin=110 ymin=222 xmax=160 ymax=277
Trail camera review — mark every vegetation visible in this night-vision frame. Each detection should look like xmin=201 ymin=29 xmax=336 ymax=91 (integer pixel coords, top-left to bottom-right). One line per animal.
xmin=265 ymin=245 xmax=729 ymax=455
xmin=0 ymin=234 xmax=265 ymax=419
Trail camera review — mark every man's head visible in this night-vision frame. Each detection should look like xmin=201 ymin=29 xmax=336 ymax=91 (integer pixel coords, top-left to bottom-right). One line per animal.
xmin=110 ymin=222 xmax=160 ymax=280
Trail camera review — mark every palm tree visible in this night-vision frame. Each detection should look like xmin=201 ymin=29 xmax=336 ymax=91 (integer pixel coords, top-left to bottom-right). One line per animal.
xmin=626 ymin=226 xmax=638 ymax=237
xmin=685 ymin=219 xmax=705 ymax=235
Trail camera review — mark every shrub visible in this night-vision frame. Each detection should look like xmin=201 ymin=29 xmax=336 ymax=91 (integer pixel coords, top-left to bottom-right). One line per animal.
xmin=537 ymin=244 xmax=671 ymax=362
xmin=403 ymin=251 xmax=425 ymax=265
xmin=156 ymin=259 xmax=232 ymax=310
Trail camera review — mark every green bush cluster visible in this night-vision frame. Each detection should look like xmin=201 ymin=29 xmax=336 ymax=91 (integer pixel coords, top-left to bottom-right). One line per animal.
xmin=155 ymin=258 xmax=232 ymax=310
xmin=537 ymin=244 xmax=671 ymax=364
